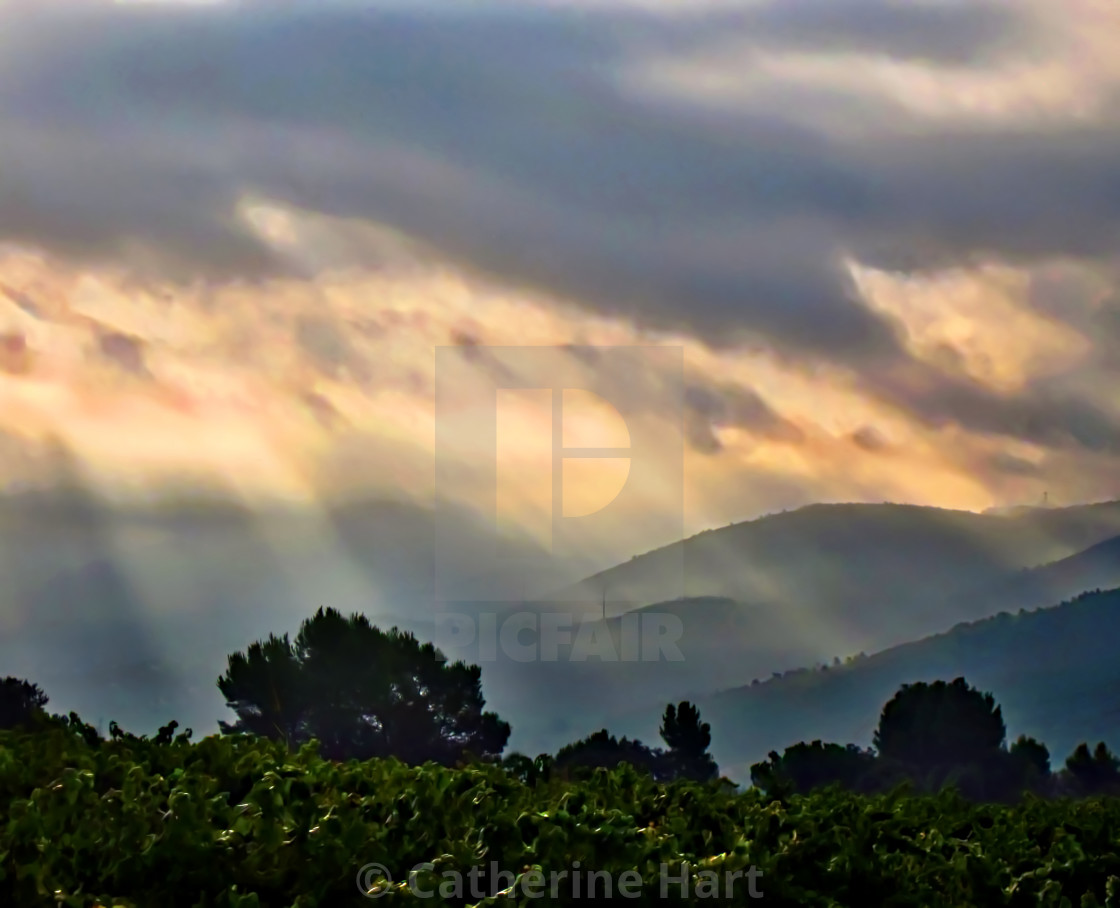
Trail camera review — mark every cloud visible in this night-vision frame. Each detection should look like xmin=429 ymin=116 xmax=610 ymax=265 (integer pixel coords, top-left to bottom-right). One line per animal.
xmin=684 ymin=382 xmax=804 ymax=453
xmin=851 ymin=425 xmax=888 ymax=452
xmin=2 ymin=0 xmax=1120 ymax=510
xmin=988 ymin=450 xmax=1045 ymax=478
xmin=673 ymin=0 xmax=1024 ymax=65
xmin=0 ymin=0 xmax=1016 ymax=363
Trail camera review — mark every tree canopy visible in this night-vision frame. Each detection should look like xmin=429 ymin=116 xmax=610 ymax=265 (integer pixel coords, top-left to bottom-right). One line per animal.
xmin=0 ymin=676 xmax=48 ymax=730
xmin=660 ymin=701 xmax=719 ymax=781
xmin=874 ymin=677 xmax=1006 ymax=774
xmin=751 ymin=741 xmax=876 ymax=797
xmin=553 ymin=728 xmax=671 ymax=781
xmin=1061 ymin=741 xmax=1120 ymax=796
xmin=750 ymin=680 xmax=1072 ymax=801
xmin=217 ymin=607 xmax=510 ymax=765
xmin=549 ymin=701 xmax=721 ymax=783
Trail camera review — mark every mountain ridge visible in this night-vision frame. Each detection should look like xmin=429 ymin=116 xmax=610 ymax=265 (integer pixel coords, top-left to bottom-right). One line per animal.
xmin=644 ymin=583 xmax=1120 ymax=782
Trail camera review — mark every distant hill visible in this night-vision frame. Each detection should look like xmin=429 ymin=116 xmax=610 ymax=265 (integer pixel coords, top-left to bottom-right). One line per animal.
xmin=596 ymin=532 xmax=1120 ymax=692
xmin=447 ymin=511 xmax=1120 ymax=758
xmin=612 ymin=586 xmax=1120 ymax=783
xmin=553 ymin=500 xmax=1120 ymax=660
xmin=9 ymin=495 xmax=1120 ymax=757
xmin=909 ymin=532 xmax=1120 ymax=630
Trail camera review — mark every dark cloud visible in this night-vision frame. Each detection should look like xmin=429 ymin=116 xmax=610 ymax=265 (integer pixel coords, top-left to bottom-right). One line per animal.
xmin=2 ymin=0 xmax=1120 ymax=458
xmin=0 ymin=122 xmax=280 ymax=280
xmin=97 ymin=330 xmax=147 ymax=376
xmin=0 ymin=1 xmax=917 ymax=361
xmin=668 ymin=0 xmax=1023 ymax=65
xmin=302 ymin=391 xmax=343 ymax=430
xmin=0 ymin=330 xmax=32 ymax=376
xmin=863 ymin=362 xmax=1120 ymax=456
xmin=989 ymin=451 xmax=1045 ymax=477
xmin=851 ymin=126 xmax=1120 ymax=267
xmin=294 ymin=315 xmax=351 ymax=376
xmin=762 ymin=0 xmax=1020 ymax=63
xmin=851 ymin=426 xmax=889 ymax=452
xmin=0 ymin=281 xmax=42 ymax=317
xmin=684 ymin=382 xmax=803 ymax=453
xmin=1087 ymin=295 xmax=1120 ymax=370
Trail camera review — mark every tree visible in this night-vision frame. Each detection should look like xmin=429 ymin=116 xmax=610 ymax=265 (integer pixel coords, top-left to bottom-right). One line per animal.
xmin=218 ymin=607 xmax=510 ymax=765
xmin=553 ymin=729 xmax=670 ymax=781
xmin=870 ymin=678 xmax=1055 ymax=801
xmin=1008 ymin=735 xmax=1051 ymax=794
xmin=0 ymin=677 xmax=48 ymax=730
xmin=660 ymin=701 xmax=719 ymax=781
xmin=1060 ymin=742 xmax=1120 ymax=796
xmin=751 ymin=741 xmax=875 ymax=797
xmin=218 ymin=633 xmax=308 ymax=748
xmin=874 ymin=678 xmax=1006 ymax=784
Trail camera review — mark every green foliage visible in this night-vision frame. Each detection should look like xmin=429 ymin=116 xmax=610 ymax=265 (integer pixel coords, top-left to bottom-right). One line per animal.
xmin=217 ymin=607 xmax=510 ymax=765
xmin=54 ymin=712 xmax=102 ymax=748
xmin=108 ymin=718 xmax=192 ymax=747
xmin=7 ymin=725 xmax=1120 ymax=906
xmin=500 ymin=752 xmax=554 ymax=786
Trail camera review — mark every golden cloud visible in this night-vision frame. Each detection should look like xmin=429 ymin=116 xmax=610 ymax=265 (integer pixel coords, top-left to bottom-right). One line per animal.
xmin=0 ymin=197 xmax=1113 ymax=560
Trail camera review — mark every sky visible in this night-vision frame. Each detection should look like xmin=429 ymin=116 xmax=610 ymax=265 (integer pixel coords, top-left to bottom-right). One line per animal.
xmin=2 ymin=0 xmax=1120 ymax=566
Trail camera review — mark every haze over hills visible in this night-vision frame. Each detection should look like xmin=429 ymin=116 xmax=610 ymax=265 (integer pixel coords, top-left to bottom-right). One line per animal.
xmin=608 ymin=585 xmax=1120 ymax=783
xmin=0 ymin=484 xmax=581 ymax=735
xmin=5 ymin=10 xmax=1120 ymax=883
xmin=7 ymin=492 xmax=1120 ymax=756
xmin=588 ymin=528 xmax=1120 ymax=695
xmin=554 ymin=500 xmax=1120 ymax=654
xmin=432 ymin=500 xmax=1120 ymax=755
xmin=906 ymin=531 xmax=1120 ymax=632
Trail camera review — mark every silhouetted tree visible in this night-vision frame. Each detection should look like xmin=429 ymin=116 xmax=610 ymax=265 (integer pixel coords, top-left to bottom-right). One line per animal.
xmin=874 ymin=678 xmax=1005 ymax=786
xmin=0 ymin=677 xmax=48 ymax=730
xmin=751 ymin=741 xmax=876 ymax=797
xmin=217 ymin=633 xmax=307 ymax=748
xmin=660 ymin=701 xmax=719 ymax=781
xmin=553 ymin=729 xmax=670 ymax=781
xmin=1008 ymin=735 xmax=1051 ymax=795
xmin=218 ymin=607 xmax=510 ymax=764
xmin=868 ymin=679 xmax=1057 ymax=801
xmin=1060 ymin=742 xmax=1120 ymax=796
xmin=751 ymin=684 xmax=1062 ymax=802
